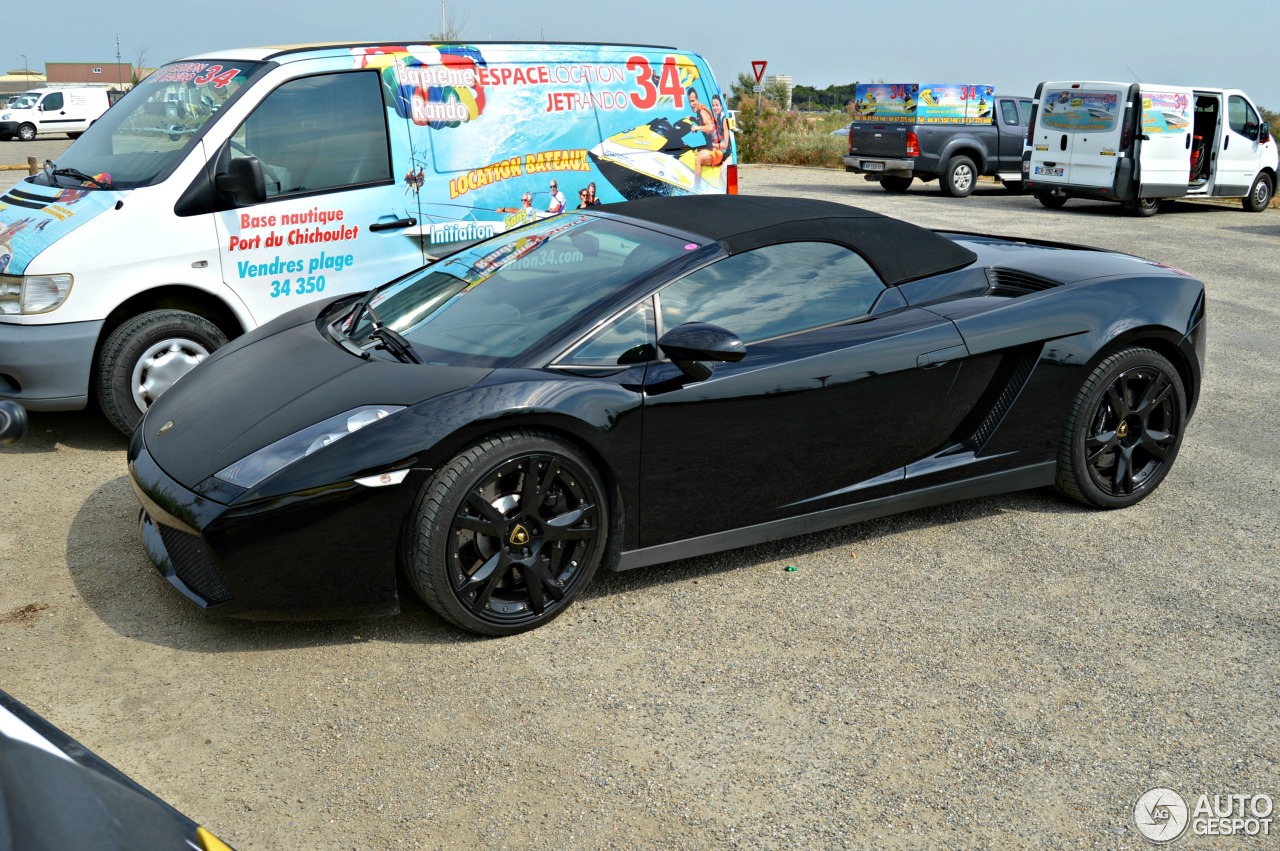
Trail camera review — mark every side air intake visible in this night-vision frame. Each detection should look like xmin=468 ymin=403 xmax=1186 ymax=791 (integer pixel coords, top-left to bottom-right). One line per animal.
xmin=985 ymin=267 xmax=1061 ymax=297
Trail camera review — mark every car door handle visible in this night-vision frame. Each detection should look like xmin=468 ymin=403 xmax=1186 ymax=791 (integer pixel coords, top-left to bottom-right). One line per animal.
xmin=369 ymin=217 xmax=417 ymax=232
xmin=917 ymin=344 xmax=968 ymax=369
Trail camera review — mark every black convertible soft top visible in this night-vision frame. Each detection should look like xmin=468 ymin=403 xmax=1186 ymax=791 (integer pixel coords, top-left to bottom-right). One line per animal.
xmin=597 ymin=195 xmax=977 ymax=286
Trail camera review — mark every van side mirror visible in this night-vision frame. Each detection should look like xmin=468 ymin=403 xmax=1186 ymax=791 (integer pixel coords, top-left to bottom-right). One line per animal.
xmin=215 ymin=157 xmax=266 ymax=206
xmin=1261 ymin=122 xmax=1271 ymax=144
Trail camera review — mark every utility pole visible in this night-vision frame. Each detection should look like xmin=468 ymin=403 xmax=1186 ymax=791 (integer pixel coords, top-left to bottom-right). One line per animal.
xmin=115 ymin=33 xmax=122 ymax=90
xmin=20 ymin=54 xmax=29 ymax=84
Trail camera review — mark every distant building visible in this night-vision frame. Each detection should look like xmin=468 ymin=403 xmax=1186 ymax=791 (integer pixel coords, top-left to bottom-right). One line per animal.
xmin=45 ymin=62 xmax=133 ymax=89
xmin=765 ymin=74 xmax=794 ymax=110
xmin=0 ymin=70 xmax=46 ymax=97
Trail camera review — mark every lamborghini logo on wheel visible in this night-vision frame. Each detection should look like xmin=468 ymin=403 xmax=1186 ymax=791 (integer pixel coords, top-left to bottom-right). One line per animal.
xmin=509 ymin=525 xmax=530 ymax=546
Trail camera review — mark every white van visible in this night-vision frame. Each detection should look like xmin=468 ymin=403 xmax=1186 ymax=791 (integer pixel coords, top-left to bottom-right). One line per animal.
xmin=1023 ymin=80 xmax=1278 ymax=216
xmin=0 ymin=86 xmax=115 ymax=141
xmin=0 ymin=42 xmax=736 ymax=433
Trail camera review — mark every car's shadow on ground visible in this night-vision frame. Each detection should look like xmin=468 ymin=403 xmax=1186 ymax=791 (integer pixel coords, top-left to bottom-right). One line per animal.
xmin=1 ymin=410 xmax=129 ymax=455
xmin=66 ymin=474 xmax=1090 ymax=652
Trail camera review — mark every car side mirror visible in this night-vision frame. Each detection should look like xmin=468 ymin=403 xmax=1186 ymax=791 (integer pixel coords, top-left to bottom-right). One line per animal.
xmin=215 ymin=157 xmax=266 ymax=206
xmin=1261 ymin=122 xmax=1271 ymax=144
xmin=657 ymin=322 xmax=746 ymax=381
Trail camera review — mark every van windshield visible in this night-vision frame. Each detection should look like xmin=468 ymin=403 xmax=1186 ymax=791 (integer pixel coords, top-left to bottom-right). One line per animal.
xmin=44 ymin=60 xmax=265 ymax=190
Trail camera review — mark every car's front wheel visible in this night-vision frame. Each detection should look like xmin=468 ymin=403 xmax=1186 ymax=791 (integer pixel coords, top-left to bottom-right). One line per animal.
xmin=96 ymin=309 xmax=227 ymax=435
xmin=17 ymin=123 xmax=36 ymax=142
xmin=1243 ymin=172 xmax=1272 ymax=212
xmin=1055 ymin=347 xmax=1186 ymax=509
xmin=404 ymin=430 xmax=609 ymax=635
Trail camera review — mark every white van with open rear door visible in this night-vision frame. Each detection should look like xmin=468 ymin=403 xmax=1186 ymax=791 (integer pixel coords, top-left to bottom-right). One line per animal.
xmin=1024 ymin=80 xmax=1278 ymax=216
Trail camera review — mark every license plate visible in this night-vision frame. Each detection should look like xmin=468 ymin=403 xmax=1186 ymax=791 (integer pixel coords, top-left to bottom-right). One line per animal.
xmin=860 ymin=161 xmax=885 ymax=171
xmin=1035 ymin=166 xmax=1064 ymax=177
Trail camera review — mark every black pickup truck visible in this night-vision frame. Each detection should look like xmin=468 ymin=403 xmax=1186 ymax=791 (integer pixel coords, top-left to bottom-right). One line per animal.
xmin=844 ymin=95 xmax=1033 ymax=196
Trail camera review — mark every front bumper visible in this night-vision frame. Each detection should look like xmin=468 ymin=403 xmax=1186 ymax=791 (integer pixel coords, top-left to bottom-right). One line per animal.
xmin=843 ymin=155 xmax=915 ymax=178
xmin=0 ymin=121 xmax=20 ymax=138
xmin=0 ymin=319 xmax=102 ymax=410
xmin=128 ymin=431 xmax=417 ymax=620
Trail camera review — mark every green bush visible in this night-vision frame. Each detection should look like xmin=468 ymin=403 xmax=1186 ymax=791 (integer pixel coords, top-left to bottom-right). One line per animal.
xmin=734 ymin=95 xmax=848 ymax=168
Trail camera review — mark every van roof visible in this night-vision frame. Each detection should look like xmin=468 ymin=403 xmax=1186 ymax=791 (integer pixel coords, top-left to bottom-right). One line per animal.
xmin=182 ymin=41 xmax=680 ymax=63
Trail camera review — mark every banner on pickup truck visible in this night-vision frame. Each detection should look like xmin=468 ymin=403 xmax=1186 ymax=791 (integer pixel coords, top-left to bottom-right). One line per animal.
xmin=917 ymin=84 xmax=994 ymax=124
xmin=852 ymin=83 xmax=995 ymax=125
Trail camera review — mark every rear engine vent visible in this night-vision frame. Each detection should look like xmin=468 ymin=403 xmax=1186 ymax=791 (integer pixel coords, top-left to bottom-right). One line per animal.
xmin=985 ymin=267 xmax=1061 ymax=297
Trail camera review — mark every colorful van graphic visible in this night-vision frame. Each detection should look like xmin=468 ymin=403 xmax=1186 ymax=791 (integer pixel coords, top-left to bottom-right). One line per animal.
xmin=0 ymin=42 xmax=735 ymax=433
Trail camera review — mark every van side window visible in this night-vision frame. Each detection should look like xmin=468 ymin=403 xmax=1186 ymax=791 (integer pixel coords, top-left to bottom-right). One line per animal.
xmin=42 ymin=92 xmax=64 ymax=111
xmin=228 ymin=71 xmax=391 ymax=198
xmin=1228 ymin=95 xmax=1260 ymax=140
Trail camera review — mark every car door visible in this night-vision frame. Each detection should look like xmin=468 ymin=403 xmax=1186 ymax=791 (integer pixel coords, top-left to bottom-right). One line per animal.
xmin=1136 ymin=87 xmax=1194 ymax=196
xmin=1217 ymin=93 xmax=1268 ymax=195
xmin=997 ymin=98 xmax=1029 ymax=168
xmin=1032 ymin=83 xmax=1127 ymax=189
xmin=213 ymin=69 xmax=424 ymax=324
xmin=635 ymin=241 xmax=968 ymax=549
xmin=35 ymin=91 xmax=69 ymax=135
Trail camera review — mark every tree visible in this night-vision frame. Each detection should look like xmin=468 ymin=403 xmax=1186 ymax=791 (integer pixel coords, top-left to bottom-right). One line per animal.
xmin=429 ymin=1 xmax=468 ymax=40
xmin=726 ymin=71 xmax=789 ymax=110
xmin=131 ymin=47 xmax=148 ymax=86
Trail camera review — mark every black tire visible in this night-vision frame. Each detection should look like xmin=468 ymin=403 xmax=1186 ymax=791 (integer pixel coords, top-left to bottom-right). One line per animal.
xmin=66 ymin=132 xmax=82 ymax=140
xmin=1001 ymin=180 xmax=1025 ymax=194
xmin=1036 ymin=192 xmax=1067 ymax=209
xmin=1124 ymin=197 xmax=1161 ymax=217
xmin=1055 ymin=347 xmax=1186 ymax=509
xmin=96 ymin=310 xmax=227 ymax=436
xmin=940 ymin=155 xmax=977 ymax=197
xmin=17 ymin=123 xmax=36 ymax=142
xmin=404 ymin=429 xmax=609 ymax=635
xmin=1243 ymin=172 xmax=1273 ymax=212
xmin=879 ymin=175 xmax=912 ymax=193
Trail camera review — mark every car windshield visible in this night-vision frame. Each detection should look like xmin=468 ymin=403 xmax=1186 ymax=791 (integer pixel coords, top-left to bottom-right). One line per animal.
xmin=41 ymin=60 xmax=265 ymax=190
xmin=6 ymin=93 xmax=37 ymax=108
xmin=344 ymin=214 xmax=697 ymax=367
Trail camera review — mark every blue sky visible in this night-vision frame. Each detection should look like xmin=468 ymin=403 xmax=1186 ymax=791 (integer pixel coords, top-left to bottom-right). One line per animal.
xmin=8 ymin=0 xmax=1280 ymax=110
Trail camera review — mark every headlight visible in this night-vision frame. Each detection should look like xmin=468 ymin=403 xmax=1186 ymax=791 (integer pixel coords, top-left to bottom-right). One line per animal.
xmin=0 ymin=274 xmax=74 ymax=315
xmin=214 ymin=405 xmax=405 ymax=489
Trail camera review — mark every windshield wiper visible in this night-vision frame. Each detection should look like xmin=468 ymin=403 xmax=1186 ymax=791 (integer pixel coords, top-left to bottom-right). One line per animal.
xmin=345 ymin=291 xmax=421 ymax=364
xmin=43 ymin=162 xmax=112 ymax=189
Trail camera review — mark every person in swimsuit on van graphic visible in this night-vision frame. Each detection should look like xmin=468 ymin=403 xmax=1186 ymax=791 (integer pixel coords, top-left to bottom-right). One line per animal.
xmin=693 ymin=94 xmax=731 ymax=188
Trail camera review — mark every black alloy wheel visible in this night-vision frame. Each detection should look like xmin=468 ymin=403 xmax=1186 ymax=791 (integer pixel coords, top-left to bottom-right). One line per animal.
xmin=406 ymin=430 xmax=608 ymax=635
xmin=1056 ymin=347 xmax=1186 ymax=509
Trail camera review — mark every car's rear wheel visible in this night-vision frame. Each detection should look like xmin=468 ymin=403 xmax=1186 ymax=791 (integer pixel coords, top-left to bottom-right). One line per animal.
xmin=97 ymin=310 xmax=227 ymax=435
xmin=405 ymin=430 xmax=608 ymax=635
xmin=879 ymin=175 xmax=912 ymax=193
xmin=1055 ymin=347 xmax=1186 ymax=509
xmin=1243 ymin=173 xmax=1272 ymax=212
xmin=1036 ymin=192 xmax=1067 ymax=209
xmin=940 ymin=155 xmax=976 ymax=197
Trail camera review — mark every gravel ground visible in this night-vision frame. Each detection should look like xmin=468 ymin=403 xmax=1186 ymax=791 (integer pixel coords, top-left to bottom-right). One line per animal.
xmin=1 ymin=162 xmax=1277 ymax=849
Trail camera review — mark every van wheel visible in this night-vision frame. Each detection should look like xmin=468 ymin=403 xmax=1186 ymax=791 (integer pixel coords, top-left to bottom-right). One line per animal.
xmin=1124 ymin=198 xmax=1161 ymax=217
xmin=1243 ymin=173 xmax=1273 ymax=212
xmin=1036 ymin=192 xmax=1067 ymax=209
xmin=66 ymin=132 xmax=81 ymax=140
xmin=879 ymin=176 xmax=912 ymax=192
xmin=940 ymin=156 xmax=977 ymax=197
xmin=17 ymin=124 xmax=36 ymax=142
xmin=97 ymin=310 xmax=228 ymax=435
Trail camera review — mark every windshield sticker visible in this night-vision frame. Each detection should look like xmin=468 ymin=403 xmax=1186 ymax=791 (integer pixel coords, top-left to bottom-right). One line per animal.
xmin=1040 ymin=89 xmax=1120 ymax=132
xmin=1141 ymin=91 xmax=1192 ymax=134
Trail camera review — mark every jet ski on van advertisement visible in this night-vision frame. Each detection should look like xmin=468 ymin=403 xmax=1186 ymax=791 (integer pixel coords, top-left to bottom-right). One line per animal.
xmin=588 ymin=115 xmax=731 ymax=197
